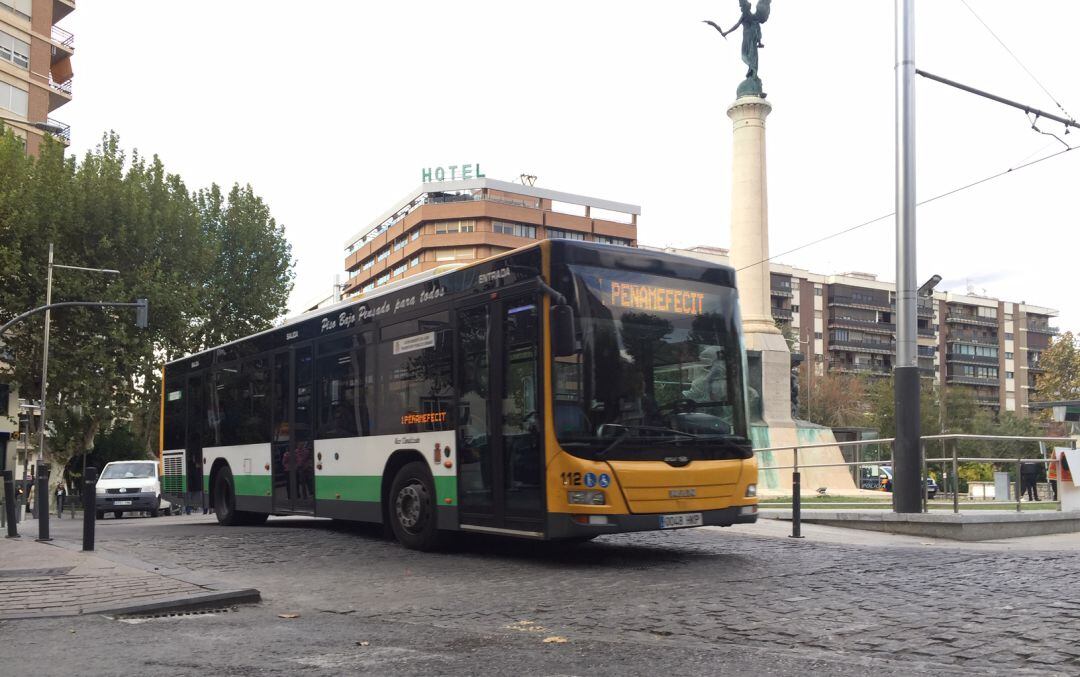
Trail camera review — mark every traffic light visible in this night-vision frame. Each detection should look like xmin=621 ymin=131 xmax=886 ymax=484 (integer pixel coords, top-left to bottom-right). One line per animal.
xmin=135 ymin=298 xmax=148 ymax=329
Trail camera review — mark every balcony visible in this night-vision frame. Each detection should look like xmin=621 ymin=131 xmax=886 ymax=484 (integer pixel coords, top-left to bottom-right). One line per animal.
xmin=975 ymin=397 xmax=1001 ymax=407
xmin=1027 ymin=362 xmax=1046 ymax=373
xmin=1027 ymin=324 xmax=1059 ymax=335
xmin=46 ymin=117 xmax=70 ymax=143
xmin=770 ymin=288 xmax=794 ymax=298
xmin=53 ymin=0 xmax=75 ymax=23
xmin=828 ymin=339 xmax=895 ymax=355
xmin=947 ymin=335 xmax=998 ymax=347
xmin=51 ymin=25 xmax=74 ymax=64
xmin=946 ymin=375 xmax=999 ymax=386
xmin=828 ymin=295 xmax=891 ymax=311
xmin=48 ymin=75 xmax=72 ymax=111
xmin=945 ymin=353 xmax=998 ymax=366
xmin=919 ymin=366 xmax=937 ymax=378
xmin=917 ymin=346 xmax=937 ymax=357
xmin=946 ymin=312 xmax=998 ymax=327
xmin=832 ymin=363 xmax=892 ymax=376
xmin=829 ymin=317 xmax=895 ymax=334
xmin=771 ymin=306 xmax=792 ymax=320
xmin=917 ymin=327 xmax=936 ymax=337
xmin=917 ymin=301 xmax=934 ymax=317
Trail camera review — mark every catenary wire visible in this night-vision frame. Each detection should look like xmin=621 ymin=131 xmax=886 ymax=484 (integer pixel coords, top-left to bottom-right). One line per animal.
xmin=958 ymin=0 xmax=1075 ymax=123
xmin=736 ymin=145 xmax=1076 ymax=272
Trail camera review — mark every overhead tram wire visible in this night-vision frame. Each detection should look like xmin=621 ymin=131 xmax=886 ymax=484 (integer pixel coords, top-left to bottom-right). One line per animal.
xmin=735 ymin=144 xmax=1076 ymax=272
xmin=958 ymin=0 xmax=1076 ymax=124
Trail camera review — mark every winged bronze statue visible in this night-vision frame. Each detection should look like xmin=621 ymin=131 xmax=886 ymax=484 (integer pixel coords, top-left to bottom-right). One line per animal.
xmin=704 ymin=0 xmax=772 ymax=97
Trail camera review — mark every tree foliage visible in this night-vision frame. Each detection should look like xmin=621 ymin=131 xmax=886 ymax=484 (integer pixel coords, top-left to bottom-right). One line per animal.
xmin=1035 ymin=331 xmax=1080 ymax=403
xmin=0 ymin=129 xmax=294 ymax=466
xmin=797 ymin=364 xmax=870 ymax=428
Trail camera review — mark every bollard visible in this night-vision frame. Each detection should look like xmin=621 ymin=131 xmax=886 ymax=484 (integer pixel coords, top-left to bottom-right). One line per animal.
xmin=36 ymin=462 xmax=51 ymax=542
xmin=82 ymin=466 xmax=97 ymax=551
xmin=3 ymin=470 xmax=19 ymax=538
xmin=790 ymin=447 xmax=804 ymax=539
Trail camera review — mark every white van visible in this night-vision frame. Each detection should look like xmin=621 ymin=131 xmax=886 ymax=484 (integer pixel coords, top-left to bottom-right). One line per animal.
xmin=95 ymin=460 xmax=173 ymax=519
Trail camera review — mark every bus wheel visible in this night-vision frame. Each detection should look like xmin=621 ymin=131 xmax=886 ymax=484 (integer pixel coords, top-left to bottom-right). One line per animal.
xmin=214 ymin=467 xmax=241 ymax=526
xmin=114 ymin=511 xmax=123 ymax=520
xmin=389 ymin=462 xmax=446 ymax=551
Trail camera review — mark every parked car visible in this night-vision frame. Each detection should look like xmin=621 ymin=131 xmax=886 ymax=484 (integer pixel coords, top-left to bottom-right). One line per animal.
xmin=95 ymin=460 xmax=174 ymax=519
xmin=877 ymin=466 xmax=938 ymax=498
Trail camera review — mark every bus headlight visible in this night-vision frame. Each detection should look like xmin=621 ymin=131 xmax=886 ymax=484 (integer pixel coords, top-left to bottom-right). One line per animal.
xmin=745 ymin=484 xmax=757 ymax=498
xmin=568 ymin=490 xmax=605 ymax=505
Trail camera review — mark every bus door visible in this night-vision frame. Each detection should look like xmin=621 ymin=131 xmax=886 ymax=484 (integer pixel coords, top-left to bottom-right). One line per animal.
xmin=457 ymin=294 xmax=545 ymax=534
xmin=185 ymin=373 xmax=204 ymax=503
xmin=271 ymin=346 xmax=316 ymax=514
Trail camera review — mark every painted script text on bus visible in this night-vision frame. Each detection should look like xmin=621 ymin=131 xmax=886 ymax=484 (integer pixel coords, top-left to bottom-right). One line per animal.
xmin=608 ymin=281 xmax=705 ymax=316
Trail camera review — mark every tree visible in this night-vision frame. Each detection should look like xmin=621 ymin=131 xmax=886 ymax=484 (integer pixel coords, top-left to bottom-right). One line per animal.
xmin=797 ymin=365 xmax=870 ymax=428
xmin=1035 ymin=331 xmax=1080 ymax=403
xmin=0 ymin=131 xmax=294 ymax=469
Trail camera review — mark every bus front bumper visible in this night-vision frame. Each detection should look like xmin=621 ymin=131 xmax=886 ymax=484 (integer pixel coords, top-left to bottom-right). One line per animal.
xmin=547 ymin=506 xmax=758 ymax=540
xmin=96 ymin=492 xmax=158 ymax=513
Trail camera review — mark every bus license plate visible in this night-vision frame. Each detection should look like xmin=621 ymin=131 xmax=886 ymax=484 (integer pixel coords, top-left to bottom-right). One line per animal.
xmin=114 ymin=500 xmax=132 ymax=506
xmin=660 ymin=513 xmax=703 ymax=529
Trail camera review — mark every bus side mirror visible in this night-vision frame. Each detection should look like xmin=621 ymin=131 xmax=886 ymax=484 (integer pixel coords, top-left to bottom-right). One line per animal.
xmin=551 ymin=304 xmax=577 ymax=357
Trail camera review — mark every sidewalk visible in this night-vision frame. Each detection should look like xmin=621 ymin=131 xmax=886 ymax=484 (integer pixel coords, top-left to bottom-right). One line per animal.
xmin=0 ymin=521 xmax=259 ymax=620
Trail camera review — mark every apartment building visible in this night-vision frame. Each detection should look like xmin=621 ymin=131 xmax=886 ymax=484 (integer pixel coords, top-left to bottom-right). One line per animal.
xmin=0 ymin=0 xmax=73 ymax=154
xmin=648 ymin=245 xmax=1059 ymax=415
xmin=341 ymin=177 xmax=638 ymax=298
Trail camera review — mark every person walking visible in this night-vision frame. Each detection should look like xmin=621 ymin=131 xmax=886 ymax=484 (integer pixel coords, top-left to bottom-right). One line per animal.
xmin=55 ymin=483 xmax=66 ymax=518
xmin=1020 ymin=460 xmax=1040 ymax=502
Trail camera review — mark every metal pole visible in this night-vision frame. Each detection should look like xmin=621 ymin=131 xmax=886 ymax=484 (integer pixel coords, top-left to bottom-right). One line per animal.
xmin=82 ymin=466 xmax=96 ymax=551
xmin=952 ymin=442 xmax=959 ymax=514
xmin=3 ymin=470 xmax=19 ymax=538
xmin=893 ymin=0 xmax=921 ymax=513
xmin=35 ymin=461 xmax=50 ymax=541
xmin=921 ymin=441 xmax=927 ymax=513
xmin=790 ymin=447 xmax=803 ymax=539
xmin=1016 ymin=457 xmax=1022 ymax=513
xmin=38 ymin=243 xmax=53 ymax=465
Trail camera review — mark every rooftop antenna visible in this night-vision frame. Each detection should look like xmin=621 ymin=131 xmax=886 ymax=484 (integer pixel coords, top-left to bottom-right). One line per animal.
xmin=519 ymin=174 xmax=537 ymax=186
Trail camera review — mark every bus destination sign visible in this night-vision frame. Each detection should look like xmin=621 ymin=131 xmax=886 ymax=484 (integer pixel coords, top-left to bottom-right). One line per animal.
xmin=608 ymin=281 xmax=705 ymax=316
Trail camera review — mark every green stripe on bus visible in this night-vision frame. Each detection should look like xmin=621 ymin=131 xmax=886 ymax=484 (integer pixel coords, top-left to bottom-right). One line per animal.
xmin=316 ymin=476 xmax=382 ymax=502
xmin=234 ymin=475 xmax=271 ymax=497
xmin=314 ymin=475 xmax=458 ymax=506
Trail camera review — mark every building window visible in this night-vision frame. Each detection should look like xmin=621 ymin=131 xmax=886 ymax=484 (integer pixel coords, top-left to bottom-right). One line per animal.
xmin=361 ymin=258 xmax=374 ymax=271
xmin=814 ymin=287 xmax=822 ymax=296
xmin=492 ymin=221 xmax=537 ymax=238
xmin=0 ymin=31 xmax=30 ymax=69
xmin=595 ymin=235 xmax=631 ymax=246
xmin=362 ymin=282 xmax=374 ymax=292
xmin=393 ymin=236 xmax=408 ymax=251
xmin=434 ymin=220 xmax=476 ymax=234
xmin=375 ymin=273 xmax=390 ymax=286
xmin=792 ymin=304 xmax=800 ymax=313
xmin=0 ymin=81 xmax=28 ymax=117
xmin=411 ymin=230 xmax=420 ymax=241
xmin=814 ymin=332 xmax=823 ymax=339
xmin=1006 ymin=371 xmax=1014 ymax=379
xmin=1005 ymin=352 xmax=1013 ymax=359
xmin=376 ymin=248 xmax=390 ymax=262
xmin=546 ymin=228 xmax=585 ymax=241
xmin=0 ymin=1 xmax=31 ymax=21
xmin=392 ymin=264 xmax=407 ymax=277
xmin=410 ymin=256 xmax=420 ymax=268
xmin=435 ymin=247 xmax=476 ymax=262
xmin=1005 ymin=333 xmax=1013 ymax=341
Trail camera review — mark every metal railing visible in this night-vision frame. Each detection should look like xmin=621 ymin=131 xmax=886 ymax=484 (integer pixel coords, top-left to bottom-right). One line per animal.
xmin=51 ymin=25 xmax=74 ymax=49
xmin=49 ymin=75 xmax=72 ymax=96
xmin=755 ymin=434 xmax=1077 ymax=538
xmin=46 ymin=117 xmax=70 ymax=141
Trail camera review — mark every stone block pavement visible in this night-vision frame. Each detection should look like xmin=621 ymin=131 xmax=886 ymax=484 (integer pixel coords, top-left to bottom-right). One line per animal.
xmin=0 ymin=518 xmax=259 ymax=620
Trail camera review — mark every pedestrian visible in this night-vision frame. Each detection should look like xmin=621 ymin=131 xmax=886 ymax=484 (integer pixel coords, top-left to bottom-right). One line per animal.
xmin=55 ymin=483 xmax=66 ymax=518
xmin=1048 ymin=450 xmax=1059 ymax=502
xmin=1020 ymin=460 xmax=1040 ymax=502
xmin=25 ymin=479 xmax=33 ymax=518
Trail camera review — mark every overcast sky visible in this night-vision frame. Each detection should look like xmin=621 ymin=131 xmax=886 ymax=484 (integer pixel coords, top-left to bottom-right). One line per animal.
xmin=60 ymin=1 xmax=1080 ymax=327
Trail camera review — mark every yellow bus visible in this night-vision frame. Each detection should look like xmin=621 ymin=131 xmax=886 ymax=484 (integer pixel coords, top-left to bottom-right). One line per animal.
xmin=160 ymin=240 xmax=758 ymax=549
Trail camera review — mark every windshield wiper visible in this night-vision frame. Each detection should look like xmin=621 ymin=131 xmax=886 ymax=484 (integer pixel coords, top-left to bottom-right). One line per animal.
xmin=594 ymin=424 xmax=701 ymax=459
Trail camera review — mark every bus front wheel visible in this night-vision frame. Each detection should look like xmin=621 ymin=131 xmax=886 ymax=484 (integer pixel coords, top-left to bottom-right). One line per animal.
xmin=388 ymin=462 xmax=446 ymax=551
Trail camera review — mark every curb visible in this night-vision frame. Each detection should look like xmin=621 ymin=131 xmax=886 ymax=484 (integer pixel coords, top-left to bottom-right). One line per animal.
xmin=0 ymin=588 xmax=262 ymax=621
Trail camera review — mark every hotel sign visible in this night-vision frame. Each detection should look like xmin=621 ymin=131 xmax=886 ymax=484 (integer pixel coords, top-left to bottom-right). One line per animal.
xmin=422 ymin=163 xmax=486 ymax=182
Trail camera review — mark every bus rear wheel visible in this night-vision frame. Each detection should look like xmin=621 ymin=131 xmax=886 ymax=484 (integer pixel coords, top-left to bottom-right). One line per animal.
xmin=214 ymin=466 xmax=268 ymax=526
xmin=388 ymin=462 xmax=446 ymax=551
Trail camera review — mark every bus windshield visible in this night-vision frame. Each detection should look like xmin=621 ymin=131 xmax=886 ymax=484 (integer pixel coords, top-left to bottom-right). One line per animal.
xmin=553 ymin=264 xmax=750 ymax=460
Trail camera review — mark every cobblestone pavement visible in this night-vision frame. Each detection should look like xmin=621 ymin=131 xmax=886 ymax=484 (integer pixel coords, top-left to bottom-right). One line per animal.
xmin=7 ymin=514 xmax=1080 ymax=675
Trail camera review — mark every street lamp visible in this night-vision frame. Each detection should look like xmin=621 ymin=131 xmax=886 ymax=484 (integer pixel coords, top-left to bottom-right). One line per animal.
xmin=36 ymin=244 xmax=121 ymax=466
xmin=918 ymin=274 xmax=942 ymax=298
xmin=0 ymin=115 xmax=67 ymax=136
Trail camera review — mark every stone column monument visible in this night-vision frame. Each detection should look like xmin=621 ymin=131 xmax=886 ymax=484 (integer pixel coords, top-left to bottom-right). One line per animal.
xmin=706 ymin=2 xmax=856 ymax=494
